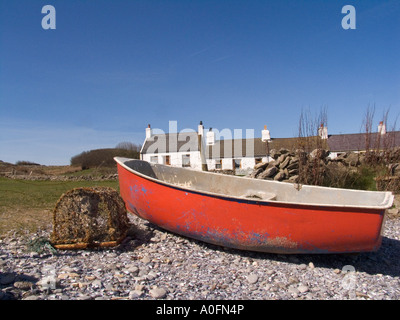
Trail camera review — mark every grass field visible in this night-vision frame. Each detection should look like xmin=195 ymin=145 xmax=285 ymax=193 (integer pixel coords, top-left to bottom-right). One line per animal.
xmin=0 ymin=177 xmax=119 ymax=235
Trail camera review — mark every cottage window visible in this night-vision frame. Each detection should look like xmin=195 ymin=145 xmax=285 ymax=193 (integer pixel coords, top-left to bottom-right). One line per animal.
xmin=182 ymin=154 xmax=191 ymax=167
xmin=164 ymin=155 xmax=171 ymax=165
xmin=233 ymin=159 xmax=241 ymax=169
xmin=150 ymin=156 xmax=158 ymax=164
xmin=215 ymin=159 xmax=222 ymax=170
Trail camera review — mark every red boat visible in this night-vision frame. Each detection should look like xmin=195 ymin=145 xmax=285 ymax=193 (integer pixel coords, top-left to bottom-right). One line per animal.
xmin=115 ymin=157 xmax=394 ymax=254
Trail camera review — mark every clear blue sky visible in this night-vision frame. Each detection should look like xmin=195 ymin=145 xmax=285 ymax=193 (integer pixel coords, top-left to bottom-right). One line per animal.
xmin=1 ymin=0 xmax=399 ymax=165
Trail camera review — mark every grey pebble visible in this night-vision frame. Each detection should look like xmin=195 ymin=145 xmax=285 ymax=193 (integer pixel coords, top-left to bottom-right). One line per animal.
xmin=247 ymin=274 xmax=259 ymax=284
xmin=13 ymin=281 xmax=34 ymax=290
xmin=298 ymin=285 xmax=309 ymax=293
xmin=149 ymin=287 xmax=167 ymax=299
xmin=22 ymin=295 xmax=41 ymax=301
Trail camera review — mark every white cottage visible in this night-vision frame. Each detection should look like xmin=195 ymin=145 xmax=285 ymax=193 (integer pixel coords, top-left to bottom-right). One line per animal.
xmin=140 ymin=123 xmax=205 ymax=170
xmin=140 ymin=122 xmax=274 ymax=174
xmin=141 ymin=121 xmax=400 ymax=173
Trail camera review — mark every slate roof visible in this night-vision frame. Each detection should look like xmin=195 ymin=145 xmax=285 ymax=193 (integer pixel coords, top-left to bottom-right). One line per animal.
xmin=206 ymin=138 xmax=268 ymax=159
xmin=327 ymin=131 xmax=400 ymax=152
xmin=204 ymin=137 xmax=326 ymax=159
xmin=141 ymin=132 xmax=200 ymax=154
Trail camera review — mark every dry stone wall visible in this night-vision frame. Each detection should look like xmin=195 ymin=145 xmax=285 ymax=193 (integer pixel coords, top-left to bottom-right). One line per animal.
xmin=248 ymin=147 xmax=400 ymax=192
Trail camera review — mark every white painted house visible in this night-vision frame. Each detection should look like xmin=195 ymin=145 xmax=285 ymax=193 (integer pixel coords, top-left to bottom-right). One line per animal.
xmin=140 ymin=123 xmax=205 ymax=171
xmin=140 ymin=122 xmax=274 ymax=174
xmin=140 ymin=121 xmax=400 ymax=173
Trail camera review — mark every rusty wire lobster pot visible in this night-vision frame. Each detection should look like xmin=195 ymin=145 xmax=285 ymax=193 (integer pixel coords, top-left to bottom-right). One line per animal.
xmin=51 ymin=187 xmax=129 ymax=249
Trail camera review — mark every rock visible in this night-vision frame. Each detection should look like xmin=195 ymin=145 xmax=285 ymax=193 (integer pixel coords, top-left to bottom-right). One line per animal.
xmin=288 ymin=286 xmax=299 ymax=295
xmin=129 ymin=290 xmax=143 ymax=299
xmin=247 ymin=274 xmax=259 ymax=284
xmin=275 ymin=154 xmax=288 ymax=166
xmin=91 ymin=279 xmax=103 ymax=289
xmin=67 ymin=272 xmax=80 ymax=279
xmin=288 ymin=175 xmax=299 ymax=183
xmin=274 ymin=170 xmax=286 ymax=181
xmin=298 ymin=264 xmax=307 ymax=270
xmin=287 ymin=160 xmax=299 ymax=170
xmin=22 ymin=295 xmax=41 ymax=300
xmin=147 ymin=271 xmax=158 ymax=280
xmin=248 ymin=167 xmax=264 ymax=178
xmin=279 ymin=157 xmax=291 ymax=170
xmin=288 ymin=276 xmax=299 ymax=285
xmin=149 ymin=287 xmax=167 ymax=299
xmin=298 ymin=285 xmax=309 ymax=293
xmin=310 ymin=149 xmax=329 ymax=159
xmin=258 ymin=166 xmax=277 ymax=179
xmin=254 ymin=162 xmax=269 ymax=170
xmin=125 ymin=265 xmax=139 ymax=275
xmin=355 ymin=291 xmax=369 ymax=299
xmin=13 ymin=281 xmax=34 ymax=290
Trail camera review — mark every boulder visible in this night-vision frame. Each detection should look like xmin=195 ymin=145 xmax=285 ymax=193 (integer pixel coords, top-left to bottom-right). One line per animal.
xmin=254 ymin=162 xmax=269 ymax=170
xmin=279 ymin=157 xmax=291 ymax=170
xmin=274 ymin=170 xmax=287 ymax=181
xmin=258 ymin=166 xmax=278 ymax=179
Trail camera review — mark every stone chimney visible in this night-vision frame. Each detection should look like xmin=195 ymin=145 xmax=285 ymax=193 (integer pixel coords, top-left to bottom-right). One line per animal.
xmin=206 ymin=128 xmax=215 ymax=145
xmin=198 ymin=121 xmax=204 ymax=136
xmin=261 ymin=125 xmax=271 ymax=142
xmin=318 ymin=123 xmax=328 ymax=140
xmin=145 ymin=124 xmax=152 ymax=139
xmin=378 ymin=121 xmax=386 ymax=135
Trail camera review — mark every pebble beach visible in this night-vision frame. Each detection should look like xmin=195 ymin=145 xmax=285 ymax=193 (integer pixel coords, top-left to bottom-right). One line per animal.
xmin=1 ymin=213 xmax=400 ymax=301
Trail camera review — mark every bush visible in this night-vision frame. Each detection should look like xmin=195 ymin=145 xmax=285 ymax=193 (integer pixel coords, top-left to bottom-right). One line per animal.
xmin=70 ymin=148 xmax=139 ymax=169
xmin=15 ymin=161 xmax=41 ymax=166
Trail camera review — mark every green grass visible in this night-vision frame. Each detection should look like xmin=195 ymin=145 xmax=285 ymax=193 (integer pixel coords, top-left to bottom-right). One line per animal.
xmin=0 ymin=177 xmax=119 ymax=209
xmin=0 ymin=177 xmax=119 ymax=235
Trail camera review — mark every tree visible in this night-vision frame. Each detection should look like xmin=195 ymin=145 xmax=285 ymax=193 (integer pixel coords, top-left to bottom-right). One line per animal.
xmin=115 ymin=142 xmax=141 ymax=152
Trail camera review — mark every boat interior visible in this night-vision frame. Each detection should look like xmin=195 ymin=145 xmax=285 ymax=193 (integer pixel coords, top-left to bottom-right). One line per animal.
xmin=116 ymin=158 xmax=394 ymax=209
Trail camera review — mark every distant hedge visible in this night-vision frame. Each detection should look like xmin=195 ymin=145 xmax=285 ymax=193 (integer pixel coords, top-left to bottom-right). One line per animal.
xmin=70 ymin=148 xmax=140 ymax=169
xmin=15 ymin=161 xmax=41 ymax=166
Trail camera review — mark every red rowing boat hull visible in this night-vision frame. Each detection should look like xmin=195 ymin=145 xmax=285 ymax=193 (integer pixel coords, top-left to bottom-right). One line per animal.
xmin=116 ymin=162 xmax=386 ymax=254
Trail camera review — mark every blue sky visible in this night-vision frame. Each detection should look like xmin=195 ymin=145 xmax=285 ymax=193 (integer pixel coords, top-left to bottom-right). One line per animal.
xmin=1 ymin=0 xmax=399 ymax=165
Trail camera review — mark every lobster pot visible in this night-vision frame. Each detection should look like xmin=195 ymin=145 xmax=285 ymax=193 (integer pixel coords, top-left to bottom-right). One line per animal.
xmin=51 ymin=187 xmax=129 ymax=249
